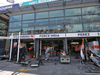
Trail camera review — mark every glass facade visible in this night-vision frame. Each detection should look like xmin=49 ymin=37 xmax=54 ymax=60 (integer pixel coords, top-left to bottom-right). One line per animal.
xmin=22 ymin=21 xmax=34 ymax=27
xmin=23 ymin=13 xmax=34 ymax=20
xmin=10 ymin=15 xmax=21 ymax=22
xmin=0 ymin=22 xmax=7 ymax=36
xmin=9 ymin=5 xmax=100 ymax=35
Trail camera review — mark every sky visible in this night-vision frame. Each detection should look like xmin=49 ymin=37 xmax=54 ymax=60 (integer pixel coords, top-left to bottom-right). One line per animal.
xmin=0 ymin=0 xmax=32 ymax=7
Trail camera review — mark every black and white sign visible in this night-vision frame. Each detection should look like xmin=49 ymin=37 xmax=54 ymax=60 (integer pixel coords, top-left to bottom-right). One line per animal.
xmin=13 ymin=35 xmax=34 ymax=39
xmin=39 ymin=34 xmax=59 ymax=38
xmin=78 ymin=33 xmax=90 ymax=36
xmin=35 ymin=33 xmax=65 ymax=38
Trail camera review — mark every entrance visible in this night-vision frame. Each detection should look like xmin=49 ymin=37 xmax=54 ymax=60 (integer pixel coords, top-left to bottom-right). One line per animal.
xmin=41 ymin=39 xmax=63 ymax=57
xmin=67 ymin=37 xmax=97 ymax=59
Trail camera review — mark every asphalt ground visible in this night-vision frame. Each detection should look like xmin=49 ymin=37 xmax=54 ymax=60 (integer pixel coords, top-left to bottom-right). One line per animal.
xmin=0 ymin=57 xmax=100 ymax=75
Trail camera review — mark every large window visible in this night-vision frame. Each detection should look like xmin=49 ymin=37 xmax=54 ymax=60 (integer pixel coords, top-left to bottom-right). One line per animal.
xmin=22 ymin=21 xmax=34 ymax=27
xmin=65 ymin=24 xmax=83 ymax=32
xmin=49 ymin=10 xmax=64 ymax=18
xmin=0 ymin=30 xmax=7 ymax=36
xmin=83 ymin=23 xmax=100 ymax=31
xmin=36 ymin=12 xmax=48 ymax=19
xmin=50 ymin=17 xmax=64 ymax=25
xmin=65 ymin=8 xmax=81 ymax=16
xmin=65 ymin=16 xmax=82 ymax=24
xmin=9 ymin=28 xmax=21 ymax=35
xmin=83 ymin=15 xmax=100 ymax=23
xmin=35 ymin=26 xmax=49 ymax=34
xmin=9 ymin=22 xmax=21 ymax=28
xmin=82 ymin=6 xmax=100 ymax=15
xmin=49 ymin=25 xmax=64 ymax=33
xmin=22 ymin=28 xmax=34 ymax=35
xmin=35 ymin=19 xmax=48 ymax=26
xmin=23 ymin=13 xmax=34 ymax=20
xmin=10 ymin=15 xmax=22 ymax=22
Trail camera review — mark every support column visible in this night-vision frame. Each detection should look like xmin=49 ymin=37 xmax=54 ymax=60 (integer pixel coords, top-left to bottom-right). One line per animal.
xmin=97 ymin=38 xmax=100 ymax=53
xmin=40 ymin=40 xmax=42 ymax=56
xmin=34 ymin=39 xmax=39 ymax=58
xmin=17 ymin=32 xmax=20 ymax=62
xmin=9 ymin=33 xmax=13 ymax=61
xmin=63 ymin=38 xmax=68 ymax=54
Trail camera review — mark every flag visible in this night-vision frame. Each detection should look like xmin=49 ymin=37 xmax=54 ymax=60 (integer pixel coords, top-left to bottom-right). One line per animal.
xmin=7 ymin=0 xmax=14 ymax=3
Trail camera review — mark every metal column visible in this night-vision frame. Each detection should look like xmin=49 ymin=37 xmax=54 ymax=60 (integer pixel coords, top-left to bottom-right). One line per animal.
xmin=34 ymin=39 xmax=39 ymax=58
xmin=40 ymin=40 xmax=42 ymax=56
xmin=63 ymin=38 xmax=68 ymax=54
xmin=9 ymin=33 xmax=13 ymax=61
xmin=17 ymin=32 xmax=21 ymax=62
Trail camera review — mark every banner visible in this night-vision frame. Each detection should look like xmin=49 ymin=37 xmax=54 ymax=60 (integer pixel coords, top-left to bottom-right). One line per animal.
xmin=0 ymin=3 xmax=19 ymax=11
xmin=21 ymin=0 xmax=56 ymax=6
xmin=0 ymin=0 xmax=56 ymax=11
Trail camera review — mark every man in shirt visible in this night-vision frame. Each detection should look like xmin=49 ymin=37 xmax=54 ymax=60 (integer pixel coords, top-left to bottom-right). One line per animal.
xmin=45 ymin=46 xmax=50 ymax=60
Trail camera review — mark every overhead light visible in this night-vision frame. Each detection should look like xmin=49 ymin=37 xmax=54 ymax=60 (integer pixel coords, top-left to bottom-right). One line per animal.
xmin=30 ymin=43 xmax=34 ymax=44
xmin=71 ymin=42 xmax=79 ymax=44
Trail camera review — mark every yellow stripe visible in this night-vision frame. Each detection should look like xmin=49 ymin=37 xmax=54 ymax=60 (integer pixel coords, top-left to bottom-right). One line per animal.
xmin=19 ymin=68 xmax=38 ymax=71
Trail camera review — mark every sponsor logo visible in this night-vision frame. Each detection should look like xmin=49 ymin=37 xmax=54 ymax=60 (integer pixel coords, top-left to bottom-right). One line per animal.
xmin=39 ymin=34 xmax=59 ymax=38
xmin=98 ymin=32 xmax=100 ymax=36
xmin=78 ymin=33 xmax=89 ymax=36
xmin=13 ymin=35 xmax=34 ymax=39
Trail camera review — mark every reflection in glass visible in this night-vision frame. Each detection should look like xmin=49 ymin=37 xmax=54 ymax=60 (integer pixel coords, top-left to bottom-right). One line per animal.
xmin=23 ymin=13 xmax=34 ymax=20
xmin=49 ymin=10 xmax=64 ymax=17
xmin=65 ymin=24 xmax=83 ymax=32
xmin=10 ymin=15 xmax=21 ymax=22
xmin=36 ymin=12 xmax=48 ymax=19
xmin=9 ymin=28 xmax=21 ymax=35
xmin=35 ymin=26 xmax=49 ymax=34
xmin=35 ymin=19 xmax=48 ymax=26
xmin=65 ymin=8 xmax=81 ymax=16
xmin=9 ymin=22 xmax=21 ymax=28
xmin=0 ymin=22 xmax=7 ymax=36
xmin=49 ymin=25 xmax=64 ymax=33
xmin=83 ymin=15 xmax=100 ymax=23
xmin=22 ymin=28 xmax=34 ymax=35
xmin=82 ymin=6 xmax=100 ymax=15
xmin=65 ymin=16 xmax=82 ymax=24
xmin=50 ymin=17 xmax=64 ymax=25
xmin=83 ymin=23 xmax=100 ymax=31
xmin=22 ymin=21 xmax=34 ymax=27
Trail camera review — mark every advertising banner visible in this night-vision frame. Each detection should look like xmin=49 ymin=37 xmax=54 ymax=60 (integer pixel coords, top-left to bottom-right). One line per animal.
xmin=66 ymin=32 xmax=100 ymax=37
xmin=0 ymin=0 xmax=56 ymax=11
xmin=13 ymin=35 xmax=34 ymax=39
xmin=12 ymin=32 xmax=100 ymax=39
xmin=35 ymin=33 xmax=65 ymax=38
xmin=21 ymin=0 xmax=56 ymax=6
xmin=0 ymin=3 xmax=19 ymax=11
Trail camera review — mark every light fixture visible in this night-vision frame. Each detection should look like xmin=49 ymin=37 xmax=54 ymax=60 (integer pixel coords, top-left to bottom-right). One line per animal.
xmin=30 ymin=43 xmax=34 ymax=44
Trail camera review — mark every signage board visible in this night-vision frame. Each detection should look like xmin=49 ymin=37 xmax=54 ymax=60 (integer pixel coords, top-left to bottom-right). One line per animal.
xmin=66 ymin=32 xmax=100 ymax=37
xmin=21 ymin=0 xmax=56 ymax=6
xmin=0 ymin=3 xmax=19 ymax=11
xmin=11 ymin=32 xmax=100 ymax=39
xmin=35 ymin=33 xmax=65 ymax=38
xmin=13 ymin=35 xmax=34 ymax=39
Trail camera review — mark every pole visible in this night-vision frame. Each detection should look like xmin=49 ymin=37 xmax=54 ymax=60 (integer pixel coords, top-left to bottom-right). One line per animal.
xmin=40 ymin=40 xmax=42 ymax=56
xmin=17 ymin=32 xmax=20 ymax=62
xmin=65 ymin=38 xmax=68 ymax=54
xmin=34 ymin=38 xmax=35 ymax=57
xmin=9 ymin=33 xmax=13 ymax=61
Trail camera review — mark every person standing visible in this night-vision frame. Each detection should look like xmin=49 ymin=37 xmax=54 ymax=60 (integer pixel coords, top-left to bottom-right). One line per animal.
xmin=45 ymin=46 xmax=50 ymax=60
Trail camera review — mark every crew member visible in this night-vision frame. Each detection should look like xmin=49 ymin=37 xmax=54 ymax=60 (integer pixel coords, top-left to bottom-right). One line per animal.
xmin=45 ymin=46 xmax=50 ymax=60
